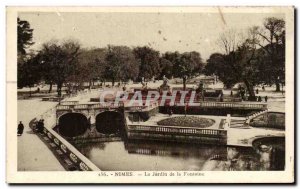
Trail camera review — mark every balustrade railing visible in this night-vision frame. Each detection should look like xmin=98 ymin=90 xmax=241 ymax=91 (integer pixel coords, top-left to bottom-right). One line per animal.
xmin=56 ymin=102 xmax=125 ymax=111
xmin=198 ymin=101 xmax=266 ymax=109
xmin=42 ymin=126 xmax=100 ymax=171
xmin=56 ymin=105 xmax=72 ymax=110
xmin=57 ymin=100 xmax=266 ymax=112
xmin=60 ymin=101 xmax=79 ymax=105
xmin=127 ymin=124 xmax=227 ymax=137
xmin=74 ymin=104 xmax=89 ymax=109
xmin=245 ymin=109 xmax=269 ymax=124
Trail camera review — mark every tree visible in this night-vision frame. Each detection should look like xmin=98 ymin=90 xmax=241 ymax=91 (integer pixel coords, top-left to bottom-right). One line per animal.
xmin=159 ymin=57 xmax=173 ymax=79
xmin=232 ymin=41 xmax=261 ymax=98
xmin=164 ymin=51 xmax=203 ymax=90
xmin=17 ymin=18 xmax=34 ymax=55
xmin=217 ymin=29 xmax=259 ymax=100
xmin=252 ymin=17 xmax=285 ymax=91
xmin=205 ymin=53 xmax=238 ymax=88
xmin=39 ymin=40 xmax=81 ymax=96
xmin=77 ymin=48 xmax=107 ymax=88
xmin=133 ymin=46 xmax=161 ymax=81
xmin=17 ymin=53 xmax=42 ymax=96
xmin=105 ymin=46 xmax=140 ymax=86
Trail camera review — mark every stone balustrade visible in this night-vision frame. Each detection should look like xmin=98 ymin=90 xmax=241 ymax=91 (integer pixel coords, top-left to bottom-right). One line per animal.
xmin=126 ymin=123 xmax=227 ymax=145
xmin=60 ymin=101 xmax=79 ymax=105
xmin=42 ymin=125 xmax=100 ymax=171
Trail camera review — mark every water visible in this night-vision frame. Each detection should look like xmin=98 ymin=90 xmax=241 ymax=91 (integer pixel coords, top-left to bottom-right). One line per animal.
xmin=75 ymin=139 xmax=285 ymax=171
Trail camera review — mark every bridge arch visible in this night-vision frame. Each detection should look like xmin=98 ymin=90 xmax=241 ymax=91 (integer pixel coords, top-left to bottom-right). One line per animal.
xmin=95 ymin=111 xmax=124 ymax=134
xmin=58 ymin=112 xmax=89 ymax=137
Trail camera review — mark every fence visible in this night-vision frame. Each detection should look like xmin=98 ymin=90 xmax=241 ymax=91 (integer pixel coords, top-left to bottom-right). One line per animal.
xmin=196 ymin=101 xmax=267 ymax=109
xmin=56 ymin=102 xmax=125 ymax=111
xmin=126 ymin=123 xmax=227 ymax=145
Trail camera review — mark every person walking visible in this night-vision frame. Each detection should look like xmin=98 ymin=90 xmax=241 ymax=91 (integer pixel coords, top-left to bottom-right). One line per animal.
xmin=37 ymin=119 xmax=44 ymax=133
xmin=17 ymin=121 xmax=24 ymax=136
xmin=258 ymin=96 xmax=262 ymax=102
xmin=40 ymin=119 xmax=45 ymax=133
xmin=36 ymin=119 xmax=41 ymax=133
xmin=265 ymin=96 xmax=268 ymax=102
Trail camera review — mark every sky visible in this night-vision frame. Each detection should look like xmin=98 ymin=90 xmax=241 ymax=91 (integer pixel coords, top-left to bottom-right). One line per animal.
xmin=19 ymin=11 xmax=284 ymax=61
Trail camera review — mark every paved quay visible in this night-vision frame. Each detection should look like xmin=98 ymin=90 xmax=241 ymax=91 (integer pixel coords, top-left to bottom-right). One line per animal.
xmin=17 ymin=99 xmax=64 ymax=171
xmin=17 ymin=89 xmax=100 ymax=171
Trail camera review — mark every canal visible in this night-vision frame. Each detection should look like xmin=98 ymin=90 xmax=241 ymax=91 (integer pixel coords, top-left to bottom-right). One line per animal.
xmin=74 ymin=138 xmax=285 ymax=171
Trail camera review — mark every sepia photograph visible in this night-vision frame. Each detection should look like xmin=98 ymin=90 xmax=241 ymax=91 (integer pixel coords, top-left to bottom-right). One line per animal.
xmin=6 ymin=6 xmax=294 ymax=183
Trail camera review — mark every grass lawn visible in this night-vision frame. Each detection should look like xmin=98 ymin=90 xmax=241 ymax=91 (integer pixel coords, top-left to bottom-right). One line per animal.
xmin=157 ymin=116 xmax=215 ymax=128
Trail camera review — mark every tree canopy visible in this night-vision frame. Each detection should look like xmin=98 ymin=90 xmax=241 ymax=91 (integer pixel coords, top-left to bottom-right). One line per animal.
xmin=105 ymin=46 xmax=140 ymax=86
xmin=17 ymin=17 xmax=34 ymax=55
xmin=205 ymin=17 xmax=285 ymax=99
xmin=133 ymin=46 xmax=161 ymax=81
xmin=17 ymin=16 xmax=285 ymax=99
xmin=38 ymin=40 xmax=81 ymax=96
xmin=163 ymin=51 xmax=204 ymax=90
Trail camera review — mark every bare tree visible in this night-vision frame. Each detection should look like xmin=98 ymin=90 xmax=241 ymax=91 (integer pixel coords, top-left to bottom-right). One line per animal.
xmin=218 ymin=29 xmax=241 ymax=55
xmin=217 ymin=29 xmax=259 ymax=100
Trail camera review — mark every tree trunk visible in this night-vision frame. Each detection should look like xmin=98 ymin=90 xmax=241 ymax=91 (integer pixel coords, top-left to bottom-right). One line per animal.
xmin=48 ymin=82 xmax=52 ymax=93
xmin=244 ymin=80 xmax=256 ymax=101
xmin=183 ymin=77 xmax=186 ymax=91
xmin=275 ymin=82 xmax=280 ymax=92
xmin=89 ymin=80 xmax=92 ymax=89
xmin=112 ymin=78 xmax=115 ymax=87
xmin=57 ymin=83 xmax=62 ymax=97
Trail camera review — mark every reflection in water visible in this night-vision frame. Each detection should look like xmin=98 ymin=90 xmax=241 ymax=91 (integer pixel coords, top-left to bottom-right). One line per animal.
xmin=74 ymin=138 xmax=285 ymax=171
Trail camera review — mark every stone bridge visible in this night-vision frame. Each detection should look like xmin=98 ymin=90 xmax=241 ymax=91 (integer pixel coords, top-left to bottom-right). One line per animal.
xmin=56 ymin=101 xmax=125 ymax=121
xmin=55 ymin=101 xmax=153 ymax=138
xmin=56 ymin=101 xmax=126 ymax=137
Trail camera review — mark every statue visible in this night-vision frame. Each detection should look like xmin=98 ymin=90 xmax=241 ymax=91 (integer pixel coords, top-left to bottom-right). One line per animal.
xmin=198 ymin=81 xmax=204 ymax=92
xmin=159 ymin=75 xmax=170 ymax=92
xmin=163 ymin=75 xmax=168 ymax=85
xmin=196 ymin=81 xmax=204 ymax=101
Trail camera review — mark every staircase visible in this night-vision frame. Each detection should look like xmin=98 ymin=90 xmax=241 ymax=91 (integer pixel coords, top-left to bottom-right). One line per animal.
xmin=230 ymin=119 xmax=249 ymax=129
xmin=229 ymin=109 xmax=269 ymax=129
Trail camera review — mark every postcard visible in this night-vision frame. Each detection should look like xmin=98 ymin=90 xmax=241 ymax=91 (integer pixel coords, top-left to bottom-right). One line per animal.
xmin=6 ymin=6 xmax=294 ymax=183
